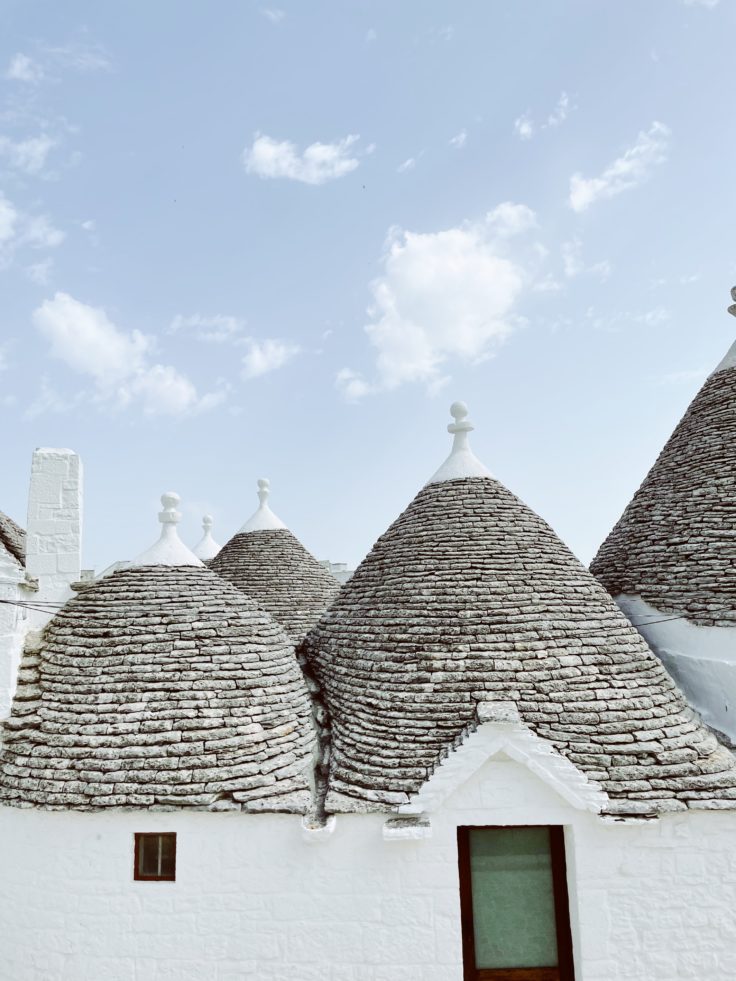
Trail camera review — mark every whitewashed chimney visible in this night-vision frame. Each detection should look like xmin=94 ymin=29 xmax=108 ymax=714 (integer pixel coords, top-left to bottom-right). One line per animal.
xmin=25 ymin=448 xmax=83 ymax=627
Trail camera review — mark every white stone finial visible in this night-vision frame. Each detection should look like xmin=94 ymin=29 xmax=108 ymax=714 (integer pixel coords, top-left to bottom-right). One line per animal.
xmin=159 ymin=491 xmax=181 ymax=524
xmin=239 ymin=477 xmax=288 ymax=533
xmin=426 ymin=401 xmax=493 ymax=485
xmin=192 ymin=513 xmax=221 ymax=562
xmin=131 ymin=492 xmax=204 ymax=568
xmin=713 ymin=287 xmax=736 ymax=374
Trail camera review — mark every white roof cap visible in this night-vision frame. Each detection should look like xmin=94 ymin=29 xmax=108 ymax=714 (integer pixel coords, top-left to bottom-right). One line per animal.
xmin=131 ymin=492 xmax=204 ymax=568
xmin=426 ymin=401 xmax=493 ymax=485
xmin=192 ymin=515 xmax=221 ymax=561
xmin=239 ymin=478 xmax=288 ymax=533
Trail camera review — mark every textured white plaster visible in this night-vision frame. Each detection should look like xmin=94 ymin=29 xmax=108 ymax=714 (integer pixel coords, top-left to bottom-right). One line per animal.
xmin=617 ymin=593 xmax=736 ymax=742
xmin=24 ymin=448 xmax=82 ymax=628
xmin=240 ymin=478 xmax=287 ymax=533
xmin=1 ymin=758 xmax=735 ymax=979
xmin=0 ymin=546 xmax=26 ymax=719
xmin=426 ymin=402 xmax=493 ymax=485
xmin=714 ymin=338 xmax=736 ymax=374
xmin=131 ymin=493 xmax=203 ymax=568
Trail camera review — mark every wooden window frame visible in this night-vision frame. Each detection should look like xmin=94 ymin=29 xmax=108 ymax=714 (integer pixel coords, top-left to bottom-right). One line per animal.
xmin=457 ymin=825 xmax=575 ymax=981
xmin=133 ymin=832 xmax=177 ymax=882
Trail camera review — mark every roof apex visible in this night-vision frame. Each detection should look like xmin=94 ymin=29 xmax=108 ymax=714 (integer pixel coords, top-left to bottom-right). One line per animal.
xmin=426 ymin=401 xmax=493 ymax=485
xmin=239 ymin=478 xmax=288 ymax=533
xmin=192 ymin=515 xmax=221 ymax=561
xmin=131 ymin=492 xmax=203 ymax=568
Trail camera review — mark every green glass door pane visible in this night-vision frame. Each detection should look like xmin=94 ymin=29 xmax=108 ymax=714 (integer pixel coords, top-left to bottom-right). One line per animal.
xmin=469 ymin=827 xmax=559 ymax=969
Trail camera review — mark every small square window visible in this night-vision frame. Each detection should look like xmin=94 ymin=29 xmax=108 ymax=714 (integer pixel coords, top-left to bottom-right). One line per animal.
xmin=134 ymin=833 xmax=176 ymax=881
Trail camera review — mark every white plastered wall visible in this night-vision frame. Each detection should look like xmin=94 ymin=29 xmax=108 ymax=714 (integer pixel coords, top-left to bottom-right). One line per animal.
xmin=617 ymin=594 xmax=736 ymax=744
xmin=1 ymin=754 xmax=734 ymax=980
xmin=0 ymin=546 xmax=26 ymax=719
xmin=25 ymin=448 xmax=83 ymax=629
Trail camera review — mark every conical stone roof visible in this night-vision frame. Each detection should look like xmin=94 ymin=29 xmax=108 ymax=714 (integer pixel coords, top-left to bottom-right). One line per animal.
xmin=303 ymin=403 xmax=736 ymax=816
xmin=591 ymin=324 xmax=736 ymax=627
xmin=0 ymin=495 xmax=315 ymax=812
xmin=211 ymin=479 xmax=340 ymax=644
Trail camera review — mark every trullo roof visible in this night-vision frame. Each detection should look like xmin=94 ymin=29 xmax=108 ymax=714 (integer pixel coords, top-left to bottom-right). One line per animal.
xmin=302 ymin=402 xmax=736 ymax=816
xmin=210 ymin=478 xmax=340 ymax=644
xmin=591 ymin=301 xmax=736 ymax=627
xmin=0 ymin=494 xmax=314 ymax=811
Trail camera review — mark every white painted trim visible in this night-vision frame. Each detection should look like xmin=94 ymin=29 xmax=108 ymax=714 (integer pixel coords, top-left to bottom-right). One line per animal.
xmin=398 ymin=713 xmax=608 ymax=816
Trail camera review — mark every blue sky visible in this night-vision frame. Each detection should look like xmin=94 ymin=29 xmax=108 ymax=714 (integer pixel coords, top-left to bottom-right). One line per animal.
xmin=1 ymin=0 xmax=735 ymax=572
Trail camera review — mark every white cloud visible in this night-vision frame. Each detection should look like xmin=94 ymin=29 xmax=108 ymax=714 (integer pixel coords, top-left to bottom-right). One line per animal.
xmin=546 ymin=92 xmax=570 ymax=128
xmin=449 ymin=129 xmax=467 ymax=149
xmin=514 ymin=113 xmax=534 ymax=141
xmin=569 ymin=121 xmax=671 ymax=212
xmin=5 ymin=53 xmax=44 ymax=83
xmin=119 ymin=365 xmax=226 ymax=416
xmin=241 ymin=338 xmax=300 ymax=378
xmin=486 ymin=202 xmax=537 ymax=238
xmin=81 ymin=219 xmax=96 ymax=232
xmin=0 ymin=135 xmax=56 ymax=175
xmin=635 ymin=306 xmax=670 ymax=326
xmin=23 ymin=215 xmax=65 ymax=249
xmin=5 ymin=40 xmax=110 ymax=86
xmin=562 ymin=239 xmax=611 ymax=280
xmin=514 ymin=92 xmax=574 ymax=141
xmin=24 ymin=376 xmax=79 ymax=419
xmin=26 ymin=258 xmax=53 ymax=285
xmin=42 ymin=41 xmax=112 ymax=74
xmin=366 ymin=28 xmax=378 ymax=42
xmin=0 ymin=194 xmax=63 ymax=267
xmin=338 ymin=202 xmax=535 ymax=396
xmin=243 ymin=133 xmax=362 ymax=185
xmin=169 ymin=313 xmax=243 ymax=343
xmin=397 ymin=157 xmax=416 ymax=173
xmin=0 ymin=194 xmax=18 ymax=244
xmin=32 ymin=292 xmax=222 ymax=416
xmin=533 ymin=274 xmax=563 ymax=293
xmin=335 ymin=368 xmax=375 ymax=402
xmin=683 ymin=0 xmax=719 ymax=7
xmin=34 ymin=292 xmax=149 ymax=384
xmin=261 ymin=7 xmax=285 ymax=23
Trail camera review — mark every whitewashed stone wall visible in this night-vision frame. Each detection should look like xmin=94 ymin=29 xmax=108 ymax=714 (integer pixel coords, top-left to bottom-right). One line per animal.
xmin=1 ymin=757 xmax=734 ymax=980
xmin=25 ymin=448 xmax=82 ymax=629
xmin=617 ymin=594 xmax=736 ymax=744
xmin=0 ymin=547 xmax=25 ymax=719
